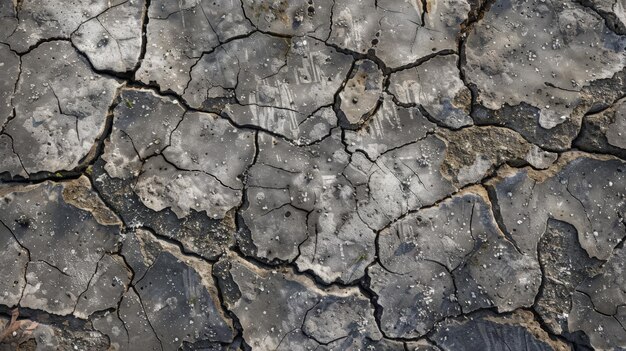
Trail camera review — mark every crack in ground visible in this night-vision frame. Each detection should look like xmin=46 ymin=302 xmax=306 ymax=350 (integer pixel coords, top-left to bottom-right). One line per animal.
xmin=1 ymin=1 xmax=626 ymax=349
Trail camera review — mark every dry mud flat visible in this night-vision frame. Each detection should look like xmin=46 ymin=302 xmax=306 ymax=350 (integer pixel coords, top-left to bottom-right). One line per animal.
xmin=0 ymin=0 xmax=626 ymax=350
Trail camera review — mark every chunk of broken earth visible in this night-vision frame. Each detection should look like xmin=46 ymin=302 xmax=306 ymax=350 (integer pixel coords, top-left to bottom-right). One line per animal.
xmin=328 ymin=0 xmax=470 ymax=68
xmin=0 ymin=178 xmax=121 ymax=316
xmin=214 ymin=253 xmax=381 ymax=350
xmin=4 ymin=41 xmax=121 ymax=175
xmin=137 ymin=0 xmax=253 ymax=94
xmin=389 ymin=54 xmax=472 ymax=129
xmin=338 ymin=59 xmax=383 ymax=128
xmin=465 ymin=0 xmax=626 ymax=149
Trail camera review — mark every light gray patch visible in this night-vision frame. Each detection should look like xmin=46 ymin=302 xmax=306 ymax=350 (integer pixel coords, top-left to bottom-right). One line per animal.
xmin=184 ymin=33 xmax=352 ymax=138
xmin=134 ymin=154 xmax=242 ymax=219
xmin=71 ymin=0 xmax=145 ymax=72
xmin=465 ymin=0 xmax=626 ymax=148
xmin=4 ymin=0 xmax=127 ymax=53
xmin=328 ymin=0 xmax=469 ymax=68
xmin=0 ymin=43 xmax=19 ymax=128
xmin=162 ymin=111 xmax=255 ymax=190
xmin=338 ymin=59 xmax=383 ymax=126
xmin=356 ymin=135 xmax=456 ymax=231
xmin=7 ymin=41 xmax=121 ymax=175
xmin=344 ymin=94 xmax=435 ymax=160
xmin=137 ymin=0 xmax=253 ymax=94
xmin=389 ymin=55 xmax=472 ymax=129
xmin=242 ymin=0 xmax=333 ymax=38
xmin=102 ymin=88 xmax=186 ymax=180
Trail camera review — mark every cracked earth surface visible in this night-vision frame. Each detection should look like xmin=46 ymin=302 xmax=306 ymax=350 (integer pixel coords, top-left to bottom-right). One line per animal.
xmin=0 ymin=0 xmax=626 ymax=350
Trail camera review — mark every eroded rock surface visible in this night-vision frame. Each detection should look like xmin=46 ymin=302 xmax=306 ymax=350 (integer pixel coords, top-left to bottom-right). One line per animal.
xmin=5 ymin=41 xmax=121 ymax=175
xmin=338 ymin=59 xmax=383 ymax=127
xmin=0 ymin=178 xmax=121 ymax=316
xmin=371 ymin=189 xmax=540 ymax=338
xmin=184 ymin=32 xmax=352 ymax=141
xmin=431 ymin=310 xmax=571 ymax=351
xmin=582 ymin=0 xmax=626 ymax=34
xmin=3 ymin=0 xmax=626 ymax=349
xmin=344 ymin=93 xmax=436 ymax=160
xmin=389 ymin=55 xmax=472 ymax=129
xmin=488 ymin=155 xmax=626 ymax=261
xmin=241 ymin=130 xmax=376 ymax=283
xmin=576 ymin=97 xmax=626 ymax=159
xmin=71 ymin=0 xmax=146 ymax=72
xmin=136 ymin=0 xmax=253 ymax=94
xmin=215 ymin=254 xmax=383 ymax=350
xmin=465 ymin=0 xmax=626 ymax=149
xmin=328 ymin=0 xmax=470 ymax=68
xmin=93 ymin=228 xmax=235 ymax=350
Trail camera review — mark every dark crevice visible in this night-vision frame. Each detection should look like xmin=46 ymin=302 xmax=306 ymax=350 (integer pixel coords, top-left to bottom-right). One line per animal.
xmin=573 ymin=0 xmax=626 ymax=35
xmin=484 ymin=183 xmax=525 ymax=255
xmin=157 ymin=152 xmax=240 ymax=191
xmin=458 ymin=0 xmax=497 ymax=125
xmin=130 ymin=0 xmax=151 ymax=76
xmin=135 ymin=225 xmax=222 ymax=265
xmin=1 ymin=2 xmax=625 ymax=350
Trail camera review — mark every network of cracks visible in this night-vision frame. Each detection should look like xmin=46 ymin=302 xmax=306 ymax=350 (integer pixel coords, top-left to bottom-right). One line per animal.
xmin=1 ymin=0 xmax=626 ymax=350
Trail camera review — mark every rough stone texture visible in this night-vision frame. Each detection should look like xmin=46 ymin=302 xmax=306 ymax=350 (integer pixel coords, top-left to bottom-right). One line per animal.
xmin=372 ymin=189 xmax=540 ymax=339
xmin=439 ymin=126 xmax=558 ymax=186
xmin=0 ymin=2 xmax=17 ymax=43
xmin=92 ymin=155 xmax=239 ymax=261
xmin=0 ymin=178 xmax=120 ymax=316
xmin=94 ymin=227 xmax=235 ymax=350
xmin=134 ymin=154 xmax=242 ymax=219
xmin=344 ymin=94 xmax=436 ymax=160
xmin=575 ymin=97 xmax=626 ymax=159
xmin=2 ymin=0 xmax=626 ymax=350
xmin=99 ymin=87 xmax=252 ymax=256
xmin=0 ymin=43 xmax=19 ymax=128
xmin=487 ymin=155 xmax=626 ymax=261
xmin=92 ymin=288 xmax=162 ymax=351
xmin=0 ymin=134 xmax=27 ymax=178
xmin=0 ymin=221 xmax=28 ymax=309
xmin=338 ymin=59 xmax=383 ymax=127
xmin=465 ymin=0 xmax=626 ymax=150
xmin=0 ymin=311 xmax=110 ymax=351
xmin=569 ymin=244 xmax=626 ymax=349
xmin=71 ymin=0 xmax=146 ymax=72
xmin=73 ymin=254 xmax=131 ymax=319
xmin=136 ymin=0 xmax=253 ymax=94
xmin=389 ymin=55 xmax=472 ymax=129
xmin=6 ymin=41 xmax=121 ymax=175
xmin=162 ymin=111 xmax=255 ymax=190
xmin=351 ymin=134 xmax=457 ymax=231
xmin=242 ymin=0 xmax=333 ymax=38
xmin=241 ymin=130 xmax=376 ymax=284
xmin=102 ymin=88 xmax=186 ymax=180
xmin=486 ymin=155 xmax=626 ymax=349
xmin=184 ymin=32 xmax=352 ymax=141
xmin=431 ymin=310 xmax=571 ymax=351
xmin=328 ymin=0 xmax=470 ymax=68
xmin=535 ymin=219 xmax=604 ymax=336
xmin=4 ymin=0 xmax=125 ymax=52
xmin=215 ymin=254 xmax=382 ymax=350
xmin=582 ymin=0 xmax=626 ymax=34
